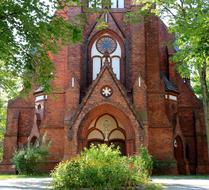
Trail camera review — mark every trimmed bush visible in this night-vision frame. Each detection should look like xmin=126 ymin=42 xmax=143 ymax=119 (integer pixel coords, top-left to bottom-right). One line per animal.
xmin=52 ymin=144 xmax=132 ymax=190
xmin=12 ymin=135 xmax=50 ymax=175
xmin=52 ymin=144 xmax=157 ymax=190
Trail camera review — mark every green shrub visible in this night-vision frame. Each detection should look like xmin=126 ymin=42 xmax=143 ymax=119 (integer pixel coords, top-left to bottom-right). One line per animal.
xmin=52 ymin=144 xmax=132 ymax=190
xmin=51 ymin=159 xmax=83 ymax=189
xmin=81 ymin=145 xmax=132 ymax=189
xmin=52 ymin=144 xmax=157 ymax=190
xmin=129 ymin=146 xmax=153 ymax=183
xmin=12 ymin=135 xmax=50 ymax=175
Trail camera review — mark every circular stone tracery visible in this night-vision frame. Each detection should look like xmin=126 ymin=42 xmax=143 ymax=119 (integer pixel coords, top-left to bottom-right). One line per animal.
xmin=101 ymin=86 xmax=113 ymax=98
xmin=96 ymin=36 xmax=117 ymax=54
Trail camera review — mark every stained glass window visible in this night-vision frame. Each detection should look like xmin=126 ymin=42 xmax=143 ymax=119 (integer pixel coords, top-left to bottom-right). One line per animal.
xmin=91 ymin=34 xmax=121 ymax=81
xmin=96 ymin=36 xmax=117 ymax=54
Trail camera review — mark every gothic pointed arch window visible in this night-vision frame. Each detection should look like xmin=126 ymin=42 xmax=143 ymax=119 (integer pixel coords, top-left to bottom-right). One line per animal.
xmin=90 ymin=33 xmax=123 ymax=81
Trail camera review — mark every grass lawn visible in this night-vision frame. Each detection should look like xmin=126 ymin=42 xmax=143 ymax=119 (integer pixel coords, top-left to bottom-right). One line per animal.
xmin=0 ymin=174 xmax=49 ymax=180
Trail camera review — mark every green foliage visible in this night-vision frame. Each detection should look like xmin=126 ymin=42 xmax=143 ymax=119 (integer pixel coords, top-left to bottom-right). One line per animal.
xmin=0 ymin=98 xmax=6 ymax=161
xmin=52 ymin=144 xmax=156 ymax=190
xmin=0 ymin=61 xmax=21 ymax=96
xmin=0 ymin=0 xmax=84 ymax=94
xmin=130 ymin=0 xmax=209 ymax=95
xmin=0 ymin=0 xmax=110 ymax=162
xmin=0 ymin=69 xmax=20 ymax=161
xmin=192 ymin=69 xmax=209 ymax=100
xmin=0 ymin=0 xmax=115 ymax=95
xmin=12 ymin=135 xmax=50 ymax=175
xmin=52 ymin=144 xmax=131 ymax=190
xmin=129 ymin=146 xmax=153 ymax=183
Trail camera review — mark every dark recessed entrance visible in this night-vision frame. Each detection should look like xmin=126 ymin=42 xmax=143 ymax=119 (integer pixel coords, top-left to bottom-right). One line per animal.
xmin=174 ymin=136 xmax=186 ymax=174
xmin=86 ymin=114 xmax=126 ymax=155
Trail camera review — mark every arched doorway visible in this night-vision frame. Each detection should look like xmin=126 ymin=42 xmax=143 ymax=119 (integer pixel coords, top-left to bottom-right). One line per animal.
xmin=174 ymin=136 xmax=186 ymax=174
xmin=87 ymin=114 xmax=126 ymax=155
xmin=76 ymin=104 xmax=139 ymax=156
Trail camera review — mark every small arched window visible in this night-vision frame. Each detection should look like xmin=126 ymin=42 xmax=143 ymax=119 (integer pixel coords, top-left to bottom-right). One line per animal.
xmin=91 ymin=34 xmax=122 ymax=80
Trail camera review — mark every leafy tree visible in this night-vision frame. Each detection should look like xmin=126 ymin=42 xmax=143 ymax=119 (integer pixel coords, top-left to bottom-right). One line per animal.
xmin=0 ymin=96 xmax=6 ymax=161
xmin=0 ymin=0 xmax=113 ymax=94
xmin=192 ymin=71 xmax=209 ymax=100
xmin=132 ymin=0 xmax=209 ymax=157
xmin=0 ymin=0 xmax=111 ymax=161
xmin=0 ymin=0 xmax=85 ymax=94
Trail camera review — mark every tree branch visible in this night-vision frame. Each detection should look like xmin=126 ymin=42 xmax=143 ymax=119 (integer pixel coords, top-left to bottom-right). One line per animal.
xmin=162 ymin=5 xmax=177 ymax=19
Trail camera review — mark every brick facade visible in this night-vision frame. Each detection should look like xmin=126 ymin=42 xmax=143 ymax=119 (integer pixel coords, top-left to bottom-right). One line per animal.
xmin=1 ymin=1 xmax=208 ymax=174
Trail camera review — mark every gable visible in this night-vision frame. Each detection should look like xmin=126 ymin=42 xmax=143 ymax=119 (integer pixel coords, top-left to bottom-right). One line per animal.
xmin=68 ymin=65 xmax=143 ymax=129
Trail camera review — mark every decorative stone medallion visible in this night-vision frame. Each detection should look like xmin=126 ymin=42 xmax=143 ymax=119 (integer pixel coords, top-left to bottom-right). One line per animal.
xmin=101 ymin=85 xmax=113 ymax=98
xmin=96 ymin=36 xmax=117 ymax=54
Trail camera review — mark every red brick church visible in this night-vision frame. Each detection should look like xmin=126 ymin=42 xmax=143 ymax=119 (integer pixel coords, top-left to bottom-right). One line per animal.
xmin=1 ymin=0 xmax=209 ymax=174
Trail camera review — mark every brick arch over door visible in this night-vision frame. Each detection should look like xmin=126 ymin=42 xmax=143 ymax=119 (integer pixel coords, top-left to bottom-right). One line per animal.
xmin=77 ymin=104 xmax=140 ymax=155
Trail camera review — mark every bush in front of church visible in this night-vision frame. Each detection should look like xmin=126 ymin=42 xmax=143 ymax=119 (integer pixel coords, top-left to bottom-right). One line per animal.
xmin=12 ymin=135 xmax=50 ymax=175
xmin=128 ymin=146 xmax=153 ymax=183
xmin=51 ymin=144 xmax=157 ymax=190
xmin=51 ymin=144 xmax=132 ymax=189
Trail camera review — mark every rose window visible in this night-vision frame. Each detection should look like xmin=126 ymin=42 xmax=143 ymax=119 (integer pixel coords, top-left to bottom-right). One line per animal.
xmin=96 ymin=36 xmax=117 ymax=54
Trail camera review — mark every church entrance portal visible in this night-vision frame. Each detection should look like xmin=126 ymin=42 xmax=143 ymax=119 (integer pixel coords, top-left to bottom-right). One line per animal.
xmin=86 ymin=114 xmax=126 ymax=155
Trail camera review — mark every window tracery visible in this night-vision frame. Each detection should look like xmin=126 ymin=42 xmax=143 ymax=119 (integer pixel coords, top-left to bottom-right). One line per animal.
xmin=96 ymin=36 xmax=117 ymax=54
xmin=87 ymin=114 xmax=126 ymax=155
xmin=91 ymin=34 xmax=122 ymax=80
